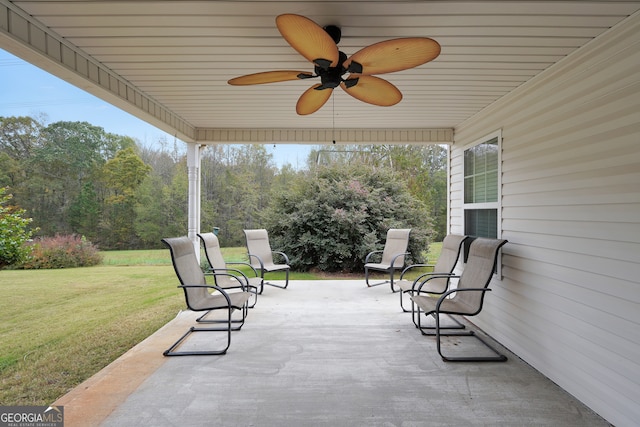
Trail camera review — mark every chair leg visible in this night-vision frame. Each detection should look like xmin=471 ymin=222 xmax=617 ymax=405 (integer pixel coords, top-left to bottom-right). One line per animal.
xmin=262 ymin=270 xmax=289 ymax=290
xmin=196 ymin=305 xmax=247 ymax=331
xmin=164 ymin=308 xmax=234 ymax=356
xmin=400 ymin=290 xmax=411 ymax=312
xmin=418 ymin=313 xmax=466 ymax=330
xmin=389 ymin=271 xmax=400 ymax=293
xmin=248 ymin=286 xmax=258 ymax=308
xmin=365 ymin=268 xmax=392 ymax=288
xmin=432 ymin=314 xmax=507 ymax=362
xmin=409 ymin=297 xmax=465 ymax=330
xmin=366 ymin=278 xmax=390 ymax=287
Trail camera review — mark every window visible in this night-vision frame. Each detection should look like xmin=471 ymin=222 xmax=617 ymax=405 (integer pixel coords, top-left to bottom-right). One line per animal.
xmin=463 ymin=130 xmax=501 ymax=265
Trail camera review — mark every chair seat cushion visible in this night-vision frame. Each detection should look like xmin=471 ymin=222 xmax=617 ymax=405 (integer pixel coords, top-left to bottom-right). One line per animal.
xmin=398 ymin=276 xmax=450 ymax=294
xmin=262 ymin=263 xmax=290 ymax=272
xmin=396 ymin=279 xmax=414 ymax=292
xmin=411 ymin=294 xmax=475 ymax=315
xmin=365 ymin=262 xmax=393 ymax=271
xmin=190 ymin=290 xmax=252 ymax=311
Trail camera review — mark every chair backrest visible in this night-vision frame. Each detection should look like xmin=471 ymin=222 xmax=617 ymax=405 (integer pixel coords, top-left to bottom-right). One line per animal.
xmin=198 ymin=232 xmax=238 ymax=288
xmin=244 ymin=229 xmax=274 ymax=268
xmin=433 ymin=234 xmax=468 ymax=273
xmin=425 ymin=234 xmax=468 ymax=292
xmin=381 ymin=228 xmax=411 ymax=266
xmin=198 ymin=232 xmax=226 ymax=271
xmin=454 ymin=237 xmax=508 ymax=313
xmin=162 ymin=236 xmax=208 ymax=311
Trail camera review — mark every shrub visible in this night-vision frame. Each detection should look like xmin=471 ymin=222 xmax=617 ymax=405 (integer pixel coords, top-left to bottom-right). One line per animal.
xmin=263 ymin=164 xmax=433 ymax=273
xmin=22 ymin=235 xmax=102 ymax=269
xmin=0 ymin=187 xmax=35 ymax=269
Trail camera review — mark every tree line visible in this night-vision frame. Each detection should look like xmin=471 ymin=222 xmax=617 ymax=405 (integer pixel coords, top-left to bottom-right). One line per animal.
xmin=0 ymin=116 xmax=447 ymax=251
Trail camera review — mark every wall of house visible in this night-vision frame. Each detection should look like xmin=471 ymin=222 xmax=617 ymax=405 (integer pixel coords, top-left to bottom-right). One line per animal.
xmin=449 ymin=12 xmax=640 ymax=427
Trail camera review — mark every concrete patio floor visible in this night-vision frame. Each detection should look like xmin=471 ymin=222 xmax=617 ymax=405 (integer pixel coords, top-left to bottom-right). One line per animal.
xmin=55 ymin=280 xmax=609 ymax=426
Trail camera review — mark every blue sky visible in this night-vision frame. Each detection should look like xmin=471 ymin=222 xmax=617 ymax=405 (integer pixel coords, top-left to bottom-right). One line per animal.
xmin=0 ymin=49 xmax=311 ymax=168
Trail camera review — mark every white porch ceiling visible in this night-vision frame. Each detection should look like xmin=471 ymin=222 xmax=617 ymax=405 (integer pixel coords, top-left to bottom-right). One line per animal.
xmin=1 ymin=1 xmax=639 ymax=144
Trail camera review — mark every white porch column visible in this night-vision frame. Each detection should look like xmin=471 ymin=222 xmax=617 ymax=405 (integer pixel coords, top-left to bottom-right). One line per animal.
xmin=186 ymin=142 xmax=202 ymax=259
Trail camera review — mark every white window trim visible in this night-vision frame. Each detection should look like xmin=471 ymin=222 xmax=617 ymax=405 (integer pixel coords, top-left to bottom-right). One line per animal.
xmin=462 ymin=129 xmax=503 ymax=277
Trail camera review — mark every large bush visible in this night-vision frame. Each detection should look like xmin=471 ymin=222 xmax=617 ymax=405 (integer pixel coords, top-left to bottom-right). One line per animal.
xmin=21 ymin=234 xmax=102 ymax=269
xmin=263 ymin=165 xmax=433 ymax=273
xmin=0 ymin=187 xmax=35 ymax=269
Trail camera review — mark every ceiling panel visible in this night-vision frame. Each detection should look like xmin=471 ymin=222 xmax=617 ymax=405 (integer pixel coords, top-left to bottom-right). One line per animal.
xmin=4 ymin=0 xmax=640 ymax=140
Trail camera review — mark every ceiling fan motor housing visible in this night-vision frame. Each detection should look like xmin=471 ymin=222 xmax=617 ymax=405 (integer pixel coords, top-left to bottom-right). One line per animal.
xmin=314 ymin=51 xmax=359 ymax=90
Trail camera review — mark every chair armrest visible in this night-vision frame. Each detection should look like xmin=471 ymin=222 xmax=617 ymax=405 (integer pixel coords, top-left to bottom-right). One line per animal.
xmin=435 ymin=288 xmax=491 ymax=311
xmin=415 ymin=274 xmax=459 ymax=292
xmin=272 ymin=251 xmax=290 ymax=265
xmin=226 ymin=261 xmax=260 ymax=277
xmin=205 ymin=272 xmax=248 ymax=291
xmin=247 ymin=253 xmax=265 ymax=270
xmin=365 ymin=250 xmax=384 ymax=263
xmin=399 ymin=263 xmax=435 ymax=279
xmin=178 ymin=284 xmax=232 ymax=304
xmin=206 ymin=267 xmax=251 ymax=283
xmin=390 ymin=252 xmax=410 ymax=268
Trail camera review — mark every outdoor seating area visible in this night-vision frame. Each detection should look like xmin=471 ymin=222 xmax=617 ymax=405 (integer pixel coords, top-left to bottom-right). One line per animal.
xmin=161 ymin=231 xmax=511 ymax=362
xmin=54 ymin=279 xmax=608 ymax=426
xmin=55 ymin=232 xmax=596 ymax=424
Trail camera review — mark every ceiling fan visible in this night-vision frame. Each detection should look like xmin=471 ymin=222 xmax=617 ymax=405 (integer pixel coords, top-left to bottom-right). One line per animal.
xmin=227 ymin=14 xmax=441 ymax=115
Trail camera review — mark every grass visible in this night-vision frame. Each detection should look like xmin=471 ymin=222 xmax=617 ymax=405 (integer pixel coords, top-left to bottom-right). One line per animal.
xmin=0 ymin=264 xmax=183 ymax=405
xmin=0 ymin=243 xmax=442 ymax=405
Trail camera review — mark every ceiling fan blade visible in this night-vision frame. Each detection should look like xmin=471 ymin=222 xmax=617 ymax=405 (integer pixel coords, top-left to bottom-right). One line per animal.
xmin=344 ymin=37 xmax=441 ymax=75
xmin=228 ymin=70 xmax=313 ymax=85
xmin=296 ymin=84 xmax=333 ymax=115
xmin=276 ymin=14 xmax=339 ymax=68
xmin=341 ymin=75 xmax=402 ymax=107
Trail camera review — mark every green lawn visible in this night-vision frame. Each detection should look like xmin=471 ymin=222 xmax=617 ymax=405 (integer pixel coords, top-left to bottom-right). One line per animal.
xmin=0 ymin=243 xmax=442 ymax=405
xmin=0 ymin=264 xmax=182 ymax=405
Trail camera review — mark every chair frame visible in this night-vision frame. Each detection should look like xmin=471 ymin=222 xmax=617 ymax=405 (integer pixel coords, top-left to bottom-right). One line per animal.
xmin=397 ymin=234 xmax=468 ymax=312
xmin=244 ymin=229 xmax=290 ymax=292
xmin=162 ymin=237 xmax=251 ymax=356
xmin=198 ymin=232 xmax=261 ymax=307
xmin=411 ymin=238 xmax=508 ymax=362
xmin=364 ymin=228 xmax=411 ymax=292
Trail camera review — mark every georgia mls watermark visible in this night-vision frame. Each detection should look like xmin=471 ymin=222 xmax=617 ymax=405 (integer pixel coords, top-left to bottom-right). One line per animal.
xmin=0 ymin=406 xmax=64 ymax=427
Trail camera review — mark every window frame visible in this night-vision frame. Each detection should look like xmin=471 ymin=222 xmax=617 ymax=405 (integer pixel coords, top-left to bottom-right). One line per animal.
xmin=462 ymin=129 xmax=503 ymax=276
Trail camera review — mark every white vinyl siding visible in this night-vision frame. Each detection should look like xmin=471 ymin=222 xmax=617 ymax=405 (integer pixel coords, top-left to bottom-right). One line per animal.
xmin=449 ymin=12 xmax=640 ymax=427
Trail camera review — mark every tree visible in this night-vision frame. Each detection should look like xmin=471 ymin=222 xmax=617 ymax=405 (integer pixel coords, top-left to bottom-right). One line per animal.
xmin=67 ymin=182 xmax=101 ymax=242
xmin=134 ymin=159 xmax=187 ymax=247
xmin=100 ymin=147 xmax=151 ymax=248
xmin=263 ymin=164 xmax=433 ymax=273
xmin=0 ymin=116 xmax=45 ymax=204
xmin=0 ymin=115 xmax=44 ymax=160
xmin=309 ymin=144 xmax=448 ymax=240
xmin=200 ymin=144 xmax=277 ymax=245
xmin=15 ymin=121 xmax=135 ymax=236
xmin=0 ymin=187 xmax=35 ymax=268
